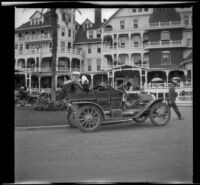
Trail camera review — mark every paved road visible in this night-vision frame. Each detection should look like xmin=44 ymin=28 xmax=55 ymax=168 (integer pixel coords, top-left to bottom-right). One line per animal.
xmin=15 ymin=107 xmax=192 ymax=183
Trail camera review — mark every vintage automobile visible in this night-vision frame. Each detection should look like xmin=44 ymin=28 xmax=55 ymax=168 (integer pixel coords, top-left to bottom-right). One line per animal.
xmin=63 ymin=81 xmax=171 ymax=133
xmin=15 ymin=90 xmax=39 ymax=107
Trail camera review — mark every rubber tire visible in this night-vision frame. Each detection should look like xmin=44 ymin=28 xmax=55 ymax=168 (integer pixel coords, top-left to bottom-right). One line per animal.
xmin=67 ymin=111 xmax=77 ymax=128
xmin=133 ymin=115 xmax=148 ymax=123
xmin=75 ymin=105 xmax=102 ymax=133
xmin=150 ymin=102 xmax=171 ymax=126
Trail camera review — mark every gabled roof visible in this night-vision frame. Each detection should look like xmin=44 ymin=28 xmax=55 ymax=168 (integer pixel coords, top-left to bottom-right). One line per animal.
xmin=82 ymin=18 xmax=93 ymax=25
xmin=15 ymin=11 xmax=51 ymax=31
xmin=100 ymin=9 xmax=120 ymax=28
xmin=29 ymin=10 xmax=42 ymax=19
xmin=74 ymin=25 xmax=101 ymax=44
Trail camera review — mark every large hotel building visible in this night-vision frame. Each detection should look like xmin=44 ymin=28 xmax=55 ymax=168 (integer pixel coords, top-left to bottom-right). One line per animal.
xmin=15 ymin=8 xmax=192 ymax=104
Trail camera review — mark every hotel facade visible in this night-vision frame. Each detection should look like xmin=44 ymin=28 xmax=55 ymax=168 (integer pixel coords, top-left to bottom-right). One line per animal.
xmin=15 ymin=8 xmax=192 ymax=104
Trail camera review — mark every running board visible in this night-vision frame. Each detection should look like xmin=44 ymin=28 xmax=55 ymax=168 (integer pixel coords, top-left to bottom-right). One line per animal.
xmin=101 ymin=118 xmax=133 ymax=125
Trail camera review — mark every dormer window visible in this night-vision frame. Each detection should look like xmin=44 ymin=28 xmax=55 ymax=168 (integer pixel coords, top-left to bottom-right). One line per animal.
xmin=120 ymin=20 xmax=125 ymax=30
xmin=88 ymin=30 xmax=93 ymax=39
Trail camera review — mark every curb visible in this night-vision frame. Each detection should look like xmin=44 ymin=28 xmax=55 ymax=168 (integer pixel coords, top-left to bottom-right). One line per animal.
xmin=15 ymin=125 xmax=69 ymax=131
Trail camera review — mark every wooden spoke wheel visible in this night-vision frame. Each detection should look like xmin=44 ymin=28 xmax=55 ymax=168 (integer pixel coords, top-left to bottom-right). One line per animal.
xmin=150 ymin=102 xmax=171 ymax=126
xmin=75 ymin=105 xmax=102 ymax=133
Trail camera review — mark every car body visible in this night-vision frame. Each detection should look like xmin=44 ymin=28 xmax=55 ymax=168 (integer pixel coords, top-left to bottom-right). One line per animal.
xmin=63 ymin=82 xmax=171 ymax=132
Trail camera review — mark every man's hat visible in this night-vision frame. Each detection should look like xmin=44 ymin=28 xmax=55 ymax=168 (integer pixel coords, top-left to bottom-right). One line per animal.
xmin=71 ymin=71 xmax=80 ymax=75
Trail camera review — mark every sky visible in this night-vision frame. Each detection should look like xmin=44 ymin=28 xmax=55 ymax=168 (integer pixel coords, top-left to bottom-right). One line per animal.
xmin=15 ymin=8 xmax=118 ymax=28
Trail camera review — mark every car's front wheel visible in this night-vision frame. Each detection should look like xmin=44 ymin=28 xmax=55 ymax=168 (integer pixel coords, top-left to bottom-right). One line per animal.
xmin=150 ymin=102 xmax=171 ymax=126
xmin=75 ymin=105 xmax=102 ymax=133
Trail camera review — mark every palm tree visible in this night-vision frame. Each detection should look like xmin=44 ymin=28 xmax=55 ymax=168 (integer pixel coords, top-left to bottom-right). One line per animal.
xmin=45 ymin=8 xmax=81 ymax=104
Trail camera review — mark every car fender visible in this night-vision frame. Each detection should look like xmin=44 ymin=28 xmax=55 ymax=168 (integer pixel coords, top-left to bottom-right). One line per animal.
xmin=71 ymin=101 xmax=105 ymax=120
xmin=133 ymin=98 xmax=164 ymax=118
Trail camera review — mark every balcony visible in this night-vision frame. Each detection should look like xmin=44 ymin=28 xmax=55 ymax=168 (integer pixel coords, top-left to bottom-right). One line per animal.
xmin=147 ymin=21 xmax=186 ymax=30
xmin=17 ymin=34 xmax=52 ymax=42
xmin=144 ymin=40 xmax=187 ymax=49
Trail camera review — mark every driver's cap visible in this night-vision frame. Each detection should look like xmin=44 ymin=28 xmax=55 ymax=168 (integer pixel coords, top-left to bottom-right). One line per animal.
xmin=71 ymin=71 xmax=80 ymax=76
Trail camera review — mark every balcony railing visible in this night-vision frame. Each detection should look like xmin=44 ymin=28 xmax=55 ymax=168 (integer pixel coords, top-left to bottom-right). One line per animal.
xmin=56 ymin=66 xmax=70 ymax=72
xmin=148 ymin=21 xmax=187 ymax=29
xmin=15 ymin=66 xmax=81 ymax=73
xmin=144 ymin=40 xmax=186 ymax=48
xmin=15 ymin=48 xmax=82 ymax=56
xmin=17 ymin=34 xmax=52 ymax=42
xmin=144 ymin=82 xmax=192 ymax=89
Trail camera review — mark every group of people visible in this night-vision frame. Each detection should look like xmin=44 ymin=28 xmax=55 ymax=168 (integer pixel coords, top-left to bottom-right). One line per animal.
xmin=63 ymin=71 xmax=90 ymax=92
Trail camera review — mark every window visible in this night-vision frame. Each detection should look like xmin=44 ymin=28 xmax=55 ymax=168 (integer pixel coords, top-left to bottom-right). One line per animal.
xmin=49 ymin=42 xmax=52 ymax=48
xmin=161 ymin=31 xmax=170 ymax=41
xmin=138 ymin=8 xmax=142 ymax=12
xmin=18 ymin=33 xmax=21 ymax=37
xmin=69 ymin=15 xmax=71 ymax=23
xmin=133 ymin=19 xmax=138 ymax=28
xmin=15 ymin=44 xmax=18 ymax=49
xmin=61 ymin=28 xmax=65 ymax=36
xmin=20 ymin=44 xmax=23 ymax=50
xmin=97 ymin=47 xmax=101 ymax=53
xmin=132 ymin=8 xmax=136 ymax=13
xmin=144 ymin=8 xmax=148 ymax=11
xmin=184 ymin=15 xmax=189 ymax=25
xmin=120 ymin=20 xmax=125 ymax=30
xmin=41 ymin=30 xmax=44 ymax=34
xmin=68 ymin=42 xmax=71 ymax=49
xmin=161 ymin=51 xmax=171 ymax=65
xmin=68 ymin=29 xmax=71 ymax=37
xmin=97 ymin=59 xmax=101 ymax=71
xmin=88 ymin=44 xmax=92 ymax=53
xmin=61 ymin=41 xmax=65 ymax=52
xmin=88 ymin=59 xmax=92 ymax=71
xmin=97 ymin=33 xmax=101 ymax=38
xmin=26 ymin=44 xmax=29 ymax=49
xmin=88 ymin=30 xmax=93 ymax=39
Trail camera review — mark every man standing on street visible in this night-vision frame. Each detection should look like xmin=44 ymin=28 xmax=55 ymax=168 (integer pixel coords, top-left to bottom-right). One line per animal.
xmin=168 ymin=81 xmax=184 ymax=120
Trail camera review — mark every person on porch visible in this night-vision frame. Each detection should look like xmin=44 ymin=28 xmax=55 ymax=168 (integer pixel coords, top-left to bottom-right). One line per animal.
xmin=168 ymin=81 xmax=184 ymax=120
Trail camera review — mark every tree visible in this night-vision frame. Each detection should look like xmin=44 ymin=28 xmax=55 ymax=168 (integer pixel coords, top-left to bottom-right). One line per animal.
xmin=47 ymin=8 xmax=81 ymax=105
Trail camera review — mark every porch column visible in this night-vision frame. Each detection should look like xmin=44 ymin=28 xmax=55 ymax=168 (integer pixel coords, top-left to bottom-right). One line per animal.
xmin=139 ymin=69 xmax=142 ymax=88
xmin=141 ymin=53 xmax=144 ymax=67
xmin=166 ymin=70 xmax=169 ymax=88
xmin=38 ymin=76 xmax=41 ymax=91
xmin=90 ymin=74 xmax=94 ymax=89
xmin=29 ymin=74 xmax=32 ymax=88
xmin=25 ymin=73 xmax=27 ymax=87
xmin=145 ymin=70 xmax=148 ymax=88
xmin=116 ymin=34 xmax=118 ymax=50
xmin=128 ymin=54 xmax=131 ymax=65
xmin=141 ymin=32 xmax=144 ymax=48
xmin=55 ymin=75 xmax=58 ymax=89
xmin=70 ymin=57 xmax=72 ymax=71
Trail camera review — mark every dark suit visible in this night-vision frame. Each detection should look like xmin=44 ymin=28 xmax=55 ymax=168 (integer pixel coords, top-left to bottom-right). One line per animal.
xmin=168 ymin=85 xmax=182 ymax=119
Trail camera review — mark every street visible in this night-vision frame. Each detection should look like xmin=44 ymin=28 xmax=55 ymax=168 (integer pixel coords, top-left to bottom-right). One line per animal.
xmin=15 ymin=107 xmax=193 ymax=183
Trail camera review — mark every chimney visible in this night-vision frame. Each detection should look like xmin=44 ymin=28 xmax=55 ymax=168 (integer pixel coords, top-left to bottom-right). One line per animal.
xmin=95 ymin=8 xmax=101 ymax=26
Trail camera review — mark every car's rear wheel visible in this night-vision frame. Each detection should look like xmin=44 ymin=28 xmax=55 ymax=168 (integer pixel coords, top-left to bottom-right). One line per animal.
xmin=150 ymin=102 xmax=171 ymax=126
xmin=67 ymin=111 xmax=77 ymax=128
xmin=75 ymin=105 xmax=102 ymax=133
